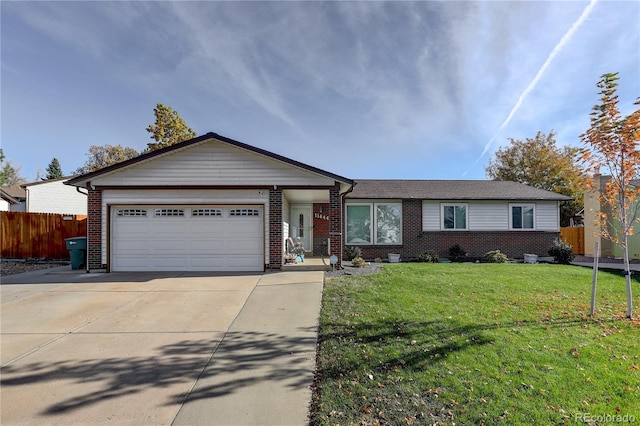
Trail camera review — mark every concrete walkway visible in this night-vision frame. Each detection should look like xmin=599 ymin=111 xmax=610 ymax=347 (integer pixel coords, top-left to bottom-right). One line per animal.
xmin=1 ymin=268 xmax=324 ymax=426
xmin=571 ymin=261 xmax=640 ymax=271
xmin=173 ymin=271 xmax=323 ymax=425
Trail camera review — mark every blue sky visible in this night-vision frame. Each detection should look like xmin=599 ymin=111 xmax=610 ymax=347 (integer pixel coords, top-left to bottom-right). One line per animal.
xmin=2 ymin=1 xmax=639 ymax=182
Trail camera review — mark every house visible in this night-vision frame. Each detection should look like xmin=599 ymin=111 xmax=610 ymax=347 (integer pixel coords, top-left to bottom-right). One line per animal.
xmin=0 ymin=188 xmax=19 ymax=211
xmin=345 ymin=179 xmax=570 ymax=260
xmin=1 ymin=186 xmax=26 ymax=212
xmin=21 ymin=177 xmax=87 ymax=215
xmin=583 ymin=175 xmax=640 ymax=260
xmin=65 ymin=132 xmax=352 ymax=272
xmin=65 ymin=132 xmax=569 ymax=272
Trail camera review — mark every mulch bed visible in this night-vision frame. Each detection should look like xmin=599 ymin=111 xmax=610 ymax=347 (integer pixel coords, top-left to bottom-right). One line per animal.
xmin=324 ymin=261 xmax=382 ymax=278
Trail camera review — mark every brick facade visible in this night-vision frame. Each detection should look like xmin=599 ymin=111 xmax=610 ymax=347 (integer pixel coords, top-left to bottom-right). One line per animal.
xmin=312 ymin=203 xmax=330 ymax=255
xmin=351 ymin=199 xmax=560 ymax=261
xmin=268 ymin=189 xmax=283 ymax=268
xmin=87 ymin=189 xmax=105 ymax=270
xmin=329 ymin=186 xmax=342 ymax=267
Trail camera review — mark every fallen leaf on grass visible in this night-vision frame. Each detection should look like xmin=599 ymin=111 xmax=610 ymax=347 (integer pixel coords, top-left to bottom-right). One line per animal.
xmin=362 ymin=407 xmax=372 ymax=414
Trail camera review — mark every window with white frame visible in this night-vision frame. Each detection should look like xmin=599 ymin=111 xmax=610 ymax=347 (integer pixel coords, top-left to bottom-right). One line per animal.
xmin=346 ymin=203 xmax=402 ymax=245
xmin=510 ymin=204 xmax=535 ymax=229
xmin=441 ymin=203 xmax=467 ymax=230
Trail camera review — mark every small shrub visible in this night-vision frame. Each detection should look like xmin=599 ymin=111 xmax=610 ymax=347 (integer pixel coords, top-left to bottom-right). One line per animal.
xmin=344 ymin=246 xmax=362 ymax=261
xmin=351 ymin=257 xmax=366 ymax=267
xmin=483 ymin=249 xmax=508 ymax=263
xmin=548 ymin=239 xmax=574 ymax=264
xmin=418 ymin=250 xmax=439 ymax=263
xmin=374 ymin=257 xmax=382 ymax=263
xmin=449 ymin=244 xmax=466 ymax=262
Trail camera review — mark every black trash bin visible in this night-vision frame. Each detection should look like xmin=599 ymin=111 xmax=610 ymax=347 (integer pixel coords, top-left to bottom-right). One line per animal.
xmin=65 ymin=237 xmax=87 ymax=270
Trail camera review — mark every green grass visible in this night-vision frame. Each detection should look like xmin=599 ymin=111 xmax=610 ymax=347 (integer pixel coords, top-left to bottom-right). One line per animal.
xmin=311 ymin=264 xmax=640 ymax=425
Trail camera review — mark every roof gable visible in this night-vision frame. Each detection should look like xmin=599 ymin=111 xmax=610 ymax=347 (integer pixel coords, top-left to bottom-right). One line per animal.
xmin=66 ymin=133 xmax=352 ymax=188
xmin=347 ymin=180 xmax=572 ymax=201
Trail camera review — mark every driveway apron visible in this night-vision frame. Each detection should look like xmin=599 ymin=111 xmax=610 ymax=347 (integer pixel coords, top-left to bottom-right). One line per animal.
xmin=1 ymin=270 xmax=324 ymax=426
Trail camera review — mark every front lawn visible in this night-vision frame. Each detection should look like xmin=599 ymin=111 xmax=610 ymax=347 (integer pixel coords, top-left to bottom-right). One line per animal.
xmin=311 ymin=264 xmax=639 ymax=425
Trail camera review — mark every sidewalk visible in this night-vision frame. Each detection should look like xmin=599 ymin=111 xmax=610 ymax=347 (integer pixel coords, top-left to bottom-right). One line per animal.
xmin=571 ymin=259 xmax=640 ymax=272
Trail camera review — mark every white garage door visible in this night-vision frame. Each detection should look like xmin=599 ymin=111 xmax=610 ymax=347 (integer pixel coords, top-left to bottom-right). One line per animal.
xmin=111 ymin=205 xmax=264 ymax=272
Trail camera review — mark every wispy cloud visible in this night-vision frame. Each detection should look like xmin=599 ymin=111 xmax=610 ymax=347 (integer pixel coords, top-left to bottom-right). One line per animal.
xmin=470 ymin=0 xmax=598 ymax=170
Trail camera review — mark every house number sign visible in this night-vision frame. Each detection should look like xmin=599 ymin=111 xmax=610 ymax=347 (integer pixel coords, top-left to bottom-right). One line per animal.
xmin=314 ymin=213 xmax=329 ymax=220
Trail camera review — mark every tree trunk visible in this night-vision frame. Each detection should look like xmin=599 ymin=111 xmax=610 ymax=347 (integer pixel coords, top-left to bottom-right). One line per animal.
xmin=622 ymin=234 xmax=634 ymax=319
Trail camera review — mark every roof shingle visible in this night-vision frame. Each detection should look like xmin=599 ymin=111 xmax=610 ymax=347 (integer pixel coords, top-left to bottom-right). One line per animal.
xmin=346 ymin=180 xmax=572 ymax=201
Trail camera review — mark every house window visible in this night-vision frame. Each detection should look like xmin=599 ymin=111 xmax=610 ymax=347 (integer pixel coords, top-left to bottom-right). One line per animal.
xmin=441 ymin=204 xmax=467 ymax=230
xmin=192 ymin=208 xmax=222 ymax=217
xmin=155 ymin=209 xmax=185 ymax=217
xmin=299 ymin=213 xmax=304 ymax=238
xmin=511 ymin=204 xmax=535 ymax=229
xmin=346 ymin=203 xmax=402 ymax=245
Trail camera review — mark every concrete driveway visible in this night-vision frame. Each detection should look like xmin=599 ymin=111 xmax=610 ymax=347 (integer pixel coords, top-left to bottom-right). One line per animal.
xmin=1 ymin=268 xmax=324 ymax=425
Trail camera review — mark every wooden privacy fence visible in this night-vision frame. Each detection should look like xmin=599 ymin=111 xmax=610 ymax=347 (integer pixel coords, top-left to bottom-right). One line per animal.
xmin=560 ymin=226 xmax=585 ymax=255
xmin=1 ymin=212 xmax=87 ymax=259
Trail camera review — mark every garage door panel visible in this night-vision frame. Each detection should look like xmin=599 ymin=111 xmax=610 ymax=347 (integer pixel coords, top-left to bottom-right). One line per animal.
xmin=152 ymin=240 xmax=188 ymax=251
xmin=115 ymin=255 xmax=153 ymax=269
xmin=150 ymin=256 xmax=188 ymax=269
xmin=111 ymin=205 xmax=263 ymax=272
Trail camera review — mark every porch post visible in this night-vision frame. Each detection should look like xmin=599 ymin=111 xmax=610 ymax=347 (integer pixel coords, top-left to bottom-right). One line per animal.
xmin=329 ymin=184 xmax=342 ymax=267
xmin=269 ymin=188 xmax=283 ymax=269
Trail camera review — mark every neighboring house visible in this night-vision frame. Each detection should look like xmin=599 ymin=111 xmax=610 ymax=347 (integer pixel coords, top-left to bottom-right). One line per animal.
xmin=0 ymin=188 xmax=19 ymax=211
xmin=22 ymin=177 xmax=87 ymax=215
xmin=2 ymin=187 xmax=26 ymax=212
xmin=584 ymin=175 xmax=640 ymax=260
xmin=65 ymin=132 xmax=569 ymax=273
xmin=345 ymin=180 xmax=570 ymax=260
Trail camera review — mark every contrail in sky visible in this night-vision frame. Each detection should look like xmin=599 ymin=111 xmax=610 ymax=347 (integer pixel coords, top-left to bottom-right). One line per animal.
xmin=468 ymin=0 xmax=598 ymax=173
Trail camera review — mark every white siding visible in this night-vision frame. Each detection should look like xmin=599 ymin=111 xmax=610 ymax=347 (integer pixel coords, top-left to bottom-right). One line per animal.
xmin=422 ymin=201 xmax=440 ymax=231
xmin=91 ymin=139 xmax=336 ymax=187
xmin=26 ymin=181 xmax=87 ymax=215
xmin=423 ymin=200 xmax=560 ymax=231
xmin=102 ymin=189 xmax=269 ymax=266
xmin=535 ymin=201 xmax=560 ymax=231
xmin=0 ymin=199 xmax=9 ymax=211
xmin=469 ymin=202 xmax=508 ymax=231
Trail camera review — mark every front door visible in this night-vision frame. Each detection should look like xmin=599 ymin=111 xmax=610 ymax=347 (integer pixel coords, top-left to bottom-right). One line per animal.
xmin=291 ymin=205 xmax=312 ymax=253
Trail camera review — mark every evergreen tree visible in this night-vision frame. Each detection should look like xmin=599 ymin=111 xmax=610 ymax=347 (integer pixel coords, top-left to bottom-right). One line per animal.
xmin=45 ymin=158 xmax=64 ymax=180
